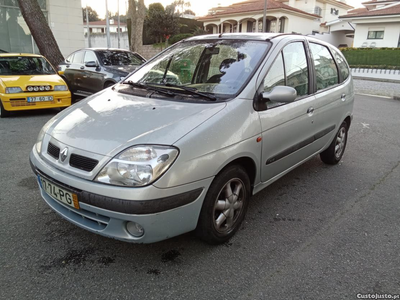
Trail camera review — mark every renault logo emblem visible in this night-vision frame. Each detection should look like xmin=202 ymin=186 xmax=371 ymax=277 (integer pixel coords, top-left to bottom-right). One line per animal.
xmin=60 ymin=148 xmax=68 ymax=162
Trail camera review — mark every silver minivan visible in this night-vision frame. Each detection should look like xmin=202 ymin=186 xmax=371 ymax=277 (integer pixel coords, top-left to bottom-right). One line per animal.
xmin=30 ymin=33 xmax=354 ymax=244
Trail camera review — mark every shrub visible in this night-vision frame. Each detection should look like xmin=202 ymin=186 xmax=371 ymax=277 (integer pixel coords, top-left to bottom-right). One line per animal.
xmin=341 ymin=48 xmax=400 ymax=68
xmin=169 ymin=33 xmax=193 ymax=45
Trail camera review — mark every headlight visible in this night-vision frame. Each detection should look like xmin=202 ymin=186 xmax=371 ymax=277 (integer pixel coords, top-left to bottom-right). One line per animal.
xmin=5 ymin=87 xmax=23 ymax=94
xmin=54 ymin=85 xmax=68 ymax=91
xmin=35 ymin=117 xmax=57 ymax=154
xmin=95 ymin=145 xmax=179 ymax=187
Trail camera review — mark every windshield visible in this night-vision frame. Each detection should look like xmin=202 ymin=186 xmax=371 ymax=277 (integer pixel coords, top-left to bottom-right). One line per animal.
xmin=96 ymin=50 xmax=145 ymax=66
xmin=124 ymin=40 xmax=270 ymax=97
xmin=0 ymin=56 xmax=56 ymax=75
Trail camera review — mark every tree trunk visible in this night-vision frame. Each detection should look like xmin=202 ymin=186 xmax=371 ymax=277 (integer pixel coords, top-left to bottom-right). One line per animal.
xmin=128 ymin=0 xmax=145 ymax=53
xmin=18 ymin=0 xmax=64 ymax=67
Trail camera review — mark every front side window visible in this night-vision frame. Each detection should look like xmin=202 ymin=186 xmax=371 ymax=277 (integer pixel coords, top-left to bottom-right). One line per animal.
xmin=96 ymin=51 xmax=145 ymax=66
xmin=0 ymin=56 xmax=55 ymax=75
xmin=367 ymin=30 xmax=384 ymax=39
xmin=309 ymin=43 xmax=338 ymax=91
xmin=124 ymin=40 xmax=270 ymax=98
xmin=282 ymin=42 xmax=309 ymax=97
xmin=84 ymin=51 xmax=98 ymax=64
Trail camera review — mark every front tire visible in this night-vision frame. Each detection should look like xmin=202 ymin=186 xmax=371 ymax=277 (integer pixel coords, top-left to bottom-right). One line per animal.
xmin=196 ymin=165 xmax=251 ymax=244
xmin=0 ymin=101 xmax=10 ymax=118
xmin=320 ymin=121 xmax=348 ymax=165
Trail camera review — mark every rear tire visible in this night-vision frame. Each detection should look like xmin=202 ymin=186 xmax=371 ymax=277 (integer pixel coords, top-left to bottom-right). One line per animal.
xmin=0 ymin=101 xmax=10 ymax=118
xmin=196 ymin=165 xmax=251 ymax=244
xmin=320 ymin=121 xmax=348 ymax=165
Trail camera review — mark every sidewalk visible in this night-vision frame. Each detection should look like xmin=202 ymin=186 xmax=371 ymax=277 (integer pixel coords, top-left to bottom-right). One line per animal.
xmin=353 ymin=79 xmax=400 ymax=99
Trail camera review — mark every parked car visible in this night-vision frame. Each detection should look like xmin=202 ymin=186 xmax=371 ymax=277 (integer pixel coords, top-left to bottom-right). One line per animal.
xmin=58 ymin=48 xmax=146 ymax=99
xmin=30 ymin=33 xmax=354 ymax=244
xmin=0 ymin=53 xmax=71 ymax=118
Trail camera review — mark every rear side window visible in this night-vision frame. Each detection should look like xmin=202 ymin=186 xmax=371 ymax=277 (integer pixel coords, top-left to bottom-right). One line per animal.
xmin=309 ymin=43 xmax=338 ymax=91
xmin=66 ymin=53 xmax=74 ymax=63
xmin=72 ymin=51 xmax=84 ymax=64
xmin=332 ymin=49 xmax=349 ymax=82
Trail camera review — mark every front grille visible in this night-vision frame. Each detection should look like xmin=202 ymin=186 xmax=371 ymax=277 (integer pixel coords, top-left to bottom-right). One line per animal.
xmin=70 ymin=154 xmax=98 ymax=172
xmin=10 ymin=99 xmax=35 ymax=107
xmin=47 ymin=142 xmax=60 ymax=159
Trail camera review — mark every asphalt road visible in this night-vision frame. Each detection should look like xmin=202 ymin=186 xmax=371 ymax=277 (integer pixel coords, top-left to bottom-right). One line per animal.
xmin=1 ymin=94 xmax=399 ymax=300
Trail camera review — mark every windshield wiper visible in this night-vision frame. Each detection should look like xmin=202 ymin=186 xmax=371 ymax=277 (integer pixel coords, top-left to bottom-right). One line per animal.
xmin=123 ymin=80 xmax=176 ymax=97
xmin=162 ymin=83 xmax=217 ymax=101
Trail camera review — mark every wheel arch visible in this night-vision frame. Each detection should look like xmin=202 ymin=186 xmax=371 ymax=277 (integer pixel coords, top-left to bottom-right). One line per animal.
xmin=215 ymin=156 xmax=258 ymax=192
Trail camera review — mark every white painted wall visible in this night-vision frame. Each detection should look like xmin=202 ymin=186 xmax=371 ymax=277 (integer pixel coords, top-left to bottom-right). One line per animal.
xmin=48 ymin=0 xmax=85 ymax=57
xmin=310 ymin=31 xmax=354 ymax=47
xmin=85 ymin=32 xmax=130 ymax=50
xmin=353 ymin=22 xmax=400 ymax=47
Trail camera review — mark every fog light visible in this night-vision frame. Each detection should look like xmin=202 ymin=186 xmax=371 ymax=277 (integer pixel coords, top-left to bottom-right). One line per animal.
xmin=126 ymin=221 xmax=144 ymax=237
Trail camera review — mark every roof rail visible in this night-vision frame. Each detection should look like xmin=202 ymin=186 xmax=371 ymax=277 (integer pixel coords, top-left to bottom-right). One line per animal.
xmin=266 ymin=33 xmax=303 ymax=41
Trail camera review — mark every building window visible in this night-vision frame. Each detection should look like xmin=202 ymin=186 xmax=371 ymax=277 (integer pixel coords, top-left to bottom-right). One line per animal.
xmin=330 ymin=8 xmax=339 ymax=15
xmin=314 ymin=6 xmax=322 ymax=15
xmin=367 ymin=30 xmax=384 ymax=39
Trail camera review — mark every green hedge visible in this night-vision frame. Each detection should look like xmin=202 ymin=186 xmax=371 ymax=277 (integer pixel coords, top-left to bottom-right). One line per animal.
xmin=340 ymin=48 xmax=400 ymax=68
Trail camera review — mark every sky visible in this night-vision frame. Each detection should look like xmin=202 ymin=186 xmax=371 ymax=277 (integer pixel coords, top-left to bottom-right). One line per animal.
xmin=82 ymin=0 xmax=364 ymax=19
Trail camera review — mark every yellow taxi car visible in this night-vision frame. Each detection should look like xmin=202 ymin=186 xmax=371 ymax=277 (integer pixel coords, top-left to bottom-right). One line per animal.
xmin=0 ymin=53 xmax=71 ymax=118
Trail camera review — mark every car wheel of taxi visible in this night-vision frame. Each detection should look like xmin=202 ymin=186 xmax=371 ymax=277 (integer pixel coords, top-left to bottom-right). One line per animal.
xmin=196 ymin=165 xmax=250 ymax=244
xmin=0 ymin=101 xmax=10 ymax=118
xmin=320 ymin=121 xmax=348 ymax=165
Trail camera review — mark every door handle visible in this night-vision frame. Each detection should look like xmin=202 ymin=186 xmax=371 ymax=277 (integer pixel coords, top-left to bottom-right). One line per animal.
xmin=307 ymin=107 xmax=314 ymax=115
xmin=83 ymin=75 xmax=88 ymax=78
xmin=80 ymin=66 xmax=84 ymax=70
xmin=341 ymin=94 xmax=346 ymax=101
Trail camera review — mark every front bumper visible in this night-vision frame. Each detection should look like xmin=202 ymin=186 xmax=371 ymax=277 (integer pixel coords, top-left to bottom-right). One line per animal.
xmin=30 ymin=148 xmax=212 ymax=243
xmin=1 ymin=91 xmax=71 ymax=111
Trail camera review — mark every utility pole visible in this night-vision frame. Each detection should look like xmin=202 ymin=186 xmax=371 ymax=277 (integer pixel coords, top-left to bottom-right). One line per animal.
xmin=262 ymin=0 xmax=267 ymax=32
xmin=86 ymin=5 xmax=91 ymax=47
xmin=105 ymin=0 xmax=111 ymax=48
xmin=117 ymin=0 xmax=121 ymax=48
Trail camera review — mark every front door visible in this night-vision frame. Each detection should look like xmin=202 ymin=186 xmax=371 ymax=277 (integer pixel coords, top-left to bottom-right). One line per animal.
xmin=259 ymin=41 xmax=320 ymax=182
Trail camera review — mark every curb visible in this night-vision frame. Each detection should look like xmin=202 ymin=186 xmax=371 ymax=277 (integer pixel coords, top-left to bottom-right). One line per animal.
xmin=353 ymin=77 xmax=400 ymax=84
xmin=356 ymin=93 xmax=400 ymax=100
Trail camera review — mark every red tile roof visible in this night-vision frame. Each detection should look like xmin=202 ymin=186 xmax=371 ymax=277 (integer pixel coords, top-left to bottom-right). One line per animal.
xmin=198 ymin=0 xmax=322 ymax=20
xmin=89 ymin=20 xmax=127 ymax=26
xmin=340 ymin=2 xmax=400 ymax=18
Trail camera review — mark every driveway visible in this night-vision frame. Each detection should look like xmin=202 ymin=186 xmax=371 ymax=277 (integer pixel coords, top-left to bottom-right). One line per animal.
xmin=0 ymin=94 xmax=399 ymax=300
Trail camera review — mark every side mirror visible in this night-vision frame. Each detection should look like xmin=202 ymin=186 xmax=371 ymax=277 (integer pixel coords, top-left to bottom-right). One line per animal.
xmin=85 ymin=61 xmax=97 ymax=68
xmin=262 ymin=86 xmax=297 ymax=103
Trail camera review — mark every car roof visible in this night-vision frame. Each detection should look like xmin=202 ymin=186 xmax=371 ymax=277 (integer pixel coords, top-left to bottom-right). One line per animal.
xmin=83 ymin=48 xmax=133 ymax=52
xmin=0 ymin=53 xmax=43 ymax=58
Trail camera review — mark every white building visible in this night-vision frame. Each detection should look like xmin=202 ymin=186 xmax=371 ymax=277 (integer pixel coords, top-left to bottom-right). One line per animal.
xmin=198 ymin=0 xmax=353 ymax=36
xmin=339 ymin=0 xmax=400 ymax=47
xmin=83 ymin=19 xmax=128 ymax=34
xmin=0 ymin=0 xmax=84 ymax=57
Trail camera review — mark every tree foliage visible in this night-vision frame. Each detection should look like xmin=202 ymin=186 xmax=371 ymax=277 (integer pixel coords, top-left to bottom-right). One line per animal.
xmin=17 ymin=0 xmax=64 ymax=66
xmin=82 ymin=6 xmax=100 ymax=22
xmin=173 ymin=0 xmax=191 ymax=16
xmin=184 ymin=9 xmax=195 ymax=16
xmin=146 ymin=3 xmax=178 ymax=44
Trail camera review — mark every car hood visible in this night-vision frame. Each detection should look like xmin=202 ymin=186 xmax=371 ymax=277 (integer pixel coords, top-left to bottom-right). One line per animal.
xmin=0 ymin=74 xmax=65 ymax=87
xmin=104 ymin=65 xmax=139 ymax=74
xmin=47 ymin=89 xmax=226 ymax=156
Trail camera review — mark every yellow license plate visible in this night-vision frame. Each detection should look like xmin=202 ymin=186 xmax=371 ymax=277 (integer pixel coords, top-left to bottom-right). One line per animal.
xmin=38 ymin=175 xmax=79 ymax=209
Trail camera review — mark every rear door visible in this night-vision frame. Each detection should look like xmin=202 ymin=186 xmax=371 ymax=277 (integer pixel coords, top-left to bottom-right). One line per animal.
xmin=259 ymin=40 xmax=321 ymax=182
xmin=308 ymin=42 xmax=350 ymax=150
